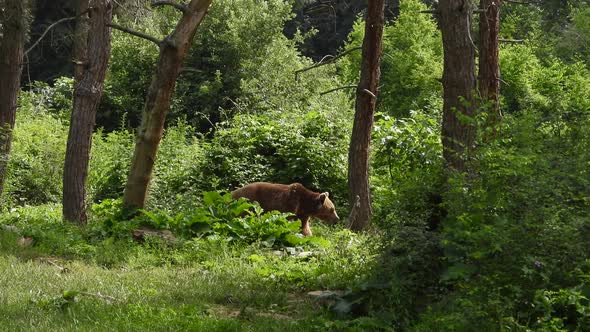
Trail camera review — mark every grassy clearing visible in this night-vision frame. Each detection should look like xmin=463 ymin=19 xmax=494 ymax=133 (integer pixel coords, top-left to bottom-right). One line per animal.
xmin=0 ymin=218 xmax=380 ymax=331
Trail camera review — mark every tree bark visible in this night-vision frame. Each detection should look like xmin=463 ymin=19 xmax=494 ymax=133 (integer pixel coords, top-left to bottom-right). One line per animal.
xmin=478 ymin=0 xmax=501 ymax=131
xmin=123 ymin=0 xmax=213 ymax=210
xmin=63 ymin=0 xmax=113 ymax=224
xmin=439 ymin=0 xmax=477 ymax=172
xmin=0 ymin=0 xmax=29 ymax=205
xmin=347 ymin=0 xmax=385 ymax=231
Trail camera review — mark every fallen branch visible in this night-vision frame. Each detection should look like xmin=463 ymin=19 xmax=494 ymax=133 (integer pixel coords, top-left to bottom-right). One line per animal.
xmin=108 ymin=23 xmax=162 ymax=46
xmin=151 ymin=0 xmax=188 ymax=13
xmin=295 ymin=46 xmax=361 ymax=78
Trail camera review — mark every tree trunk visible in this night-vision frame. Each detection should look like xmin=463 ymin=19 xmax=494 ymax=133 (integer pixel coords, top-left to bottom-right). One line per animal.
xmin=123 ymin=0 xmax=213 ymax=210
xmin=478 ymin=0 xmax=501 ymax=131
xmin=439 ymin=0 xmax=477 ymax=172
xmin=347 ymin=0 xmax=385 ymax=231
xmin=0 ymin=0 xmax=29 ymax=205
xmin=63 ymin=0 xmax=113 ymax=224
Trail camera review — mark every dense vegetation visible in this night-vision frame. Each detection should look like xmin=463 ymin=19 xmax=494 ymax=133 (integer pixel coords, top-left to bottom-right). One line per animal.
xmin=1 ymin=0 xmax=590 ymax=330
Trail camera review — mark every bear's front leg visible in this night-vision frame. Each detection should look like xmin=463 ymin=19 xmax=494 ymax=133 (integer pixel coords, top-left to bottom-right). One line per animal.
xmin=300 ymin=216 xmax=312 ymax=237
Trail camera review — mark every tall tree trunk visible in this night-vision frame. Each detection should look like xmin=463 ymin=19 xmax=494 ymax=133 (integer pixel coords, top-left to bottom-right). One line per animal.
xmin=123 ymin=0 xmax=213 ymax=210
xmin=439 ymin=0 xmax=477 ymax=172
xmin=0 ymin=0 xmax=29 ymax=205
xmin=479 ymin=0 xmax=501 ymax=131
xmin=63 ymin=0 xmax=113 ymax=224
xmin=347 ymin=0 xmax=385 ymax=231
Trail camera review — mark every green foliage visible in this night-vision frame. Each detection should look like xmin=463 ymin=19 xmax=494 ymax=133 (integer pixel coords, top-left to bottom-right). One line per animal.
xmin=554 ymin=4 xmax=590 ymax=66
xmin=2 ymin=90 xmax=68 ymax=207
xmin=145 ymin=121 xmax=208 ymax=211
xmin=371 ymin=110 xmax=444 ymax=226
xmin=138 ymin=191 xmax=308 ymax=247
xmin=340 ymin=0 xmax=443 ymax=117
xmin=202 ymin=112 xmax=350 ymax=209
xmin=437 ymin=95 xmax=590 ymax=328
xmin=88 ymin=129 xmax=134 ymax=203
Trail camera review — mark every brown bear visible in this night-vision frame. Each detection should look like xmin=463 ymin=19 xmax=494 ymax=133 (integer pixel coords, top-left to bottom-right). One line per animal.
xmin=231 ymin=182 xmax=339 ymax=236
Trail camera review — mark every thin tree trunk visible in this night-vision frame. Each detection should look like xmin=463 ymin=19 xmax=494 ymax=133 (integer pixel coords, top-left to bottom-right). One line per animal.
xmin=0 ymin=0 xmax=29 ymax=204
xmin=63 ymin=0 xmax=113 ymax=223
xmin=439 ymin=0 xmax=477 ymax=172
xmin=123 ymin=0 xmax=213 ymax=210
xmin=347 ymin=0 xmax=385 ymax=231
xmin=479 ymin=0 xmax=501 ymax=131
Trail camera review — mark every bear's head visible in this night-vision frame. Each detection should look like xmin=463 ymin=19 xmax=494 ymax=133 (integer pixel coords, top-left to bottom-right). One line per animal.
xmin=313 ymin=192 xmax=339 ymax=224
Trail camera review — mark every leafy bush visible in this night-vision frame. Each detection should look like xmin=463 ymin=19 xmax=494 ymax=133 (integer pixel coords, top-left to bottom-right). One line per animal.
xmin=2 ymin=90 xmax=69 ymax=207
xmin=201 ymin=112 xmax=350 ymax=210
xmin=88 ymin=128 xmax=135 ymax=203
xmin=138 ymin=191 xmax=314 ymax=247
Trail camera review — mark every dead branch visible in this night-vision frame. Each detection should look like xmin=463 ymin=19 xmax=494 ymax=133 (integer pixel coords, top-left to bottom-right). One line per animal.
xmin=151 ymin=0 xmax=188 ymax=13
xmin=108 ymin=23 xmax=162 ymax=46
xmin=179 ymin=67 xmax=203 ymax=74
xmin=295 ymin=46 xmax=361 ymax=78
xmin=25 ymin=16 xmax=77 ymax=56
xmin=362 ymin=89 xmax=376 ymax=98
xmin=420 ymin=9 xmax=438 ymax=14
xmin=320 ymin=85 xmax=357 ymax=96
xmin=499 ymin=38 xmax=524 ymax=43
xmin=504 ymin=0 xmax=532 ymax=4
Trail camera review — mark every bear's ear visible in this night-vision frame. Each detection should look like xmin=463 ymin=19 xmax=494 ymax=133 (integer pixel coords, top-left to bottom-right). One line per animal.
xmin=322 ymin=192 xmax=329 ymax=198
xmin=318 ymin=193 xmax=327 ymax=204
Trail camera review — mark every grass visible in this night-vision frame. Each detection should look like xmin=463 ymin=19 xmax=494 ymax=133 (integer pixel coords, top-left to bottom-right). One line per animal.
xmin=0 ymin=211 xmax=380 ymax=331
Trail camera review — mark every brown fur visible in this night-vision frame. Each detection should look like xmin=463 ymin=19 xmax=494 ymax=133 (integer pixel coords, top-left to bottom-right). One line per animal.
xmin=231 ymin=182 xmax=339 ymax=236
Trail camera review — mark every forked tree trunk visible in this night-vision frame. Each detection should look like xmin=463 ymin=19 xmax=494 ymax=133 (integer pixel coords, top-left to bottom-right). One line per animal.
xmin=479 ymin=0 xmax=501 ymax=131
xmin=439 ymin=0 xmax=477 ymax=172
xmin=123 ymin=0 xmax=213 ymax=210
xmin=63 ymin=0 xmax=113 ymax=224
xmin=347 ymin=0 xmax=385 ymax=231
xmin=0 ymin=0 xmax=29 ymax=204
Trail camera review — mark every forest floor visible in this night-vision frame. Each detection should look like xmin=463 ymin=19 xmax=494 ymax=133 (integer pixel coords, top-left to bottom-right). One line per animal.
xmin=0 ymin=222 xmax=379 ymax=331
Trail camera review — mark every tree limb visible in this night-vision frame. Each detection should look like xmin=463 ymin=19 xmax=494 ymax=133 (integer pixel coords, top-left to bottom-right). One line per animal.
xmin=295 ymin=46 xmax=362 ymax=78
xmin=108 ymin=23 xmax=162 ymax=46
xmin=25 ymin=16 xmax=77 ymax=56
xmin=499 ymin=38 xmax=524 ymax=43
xmin=504 ymin=0 xmax=532 ymax=4
xmin=179 ymin=67 xmax=203 ymax=74
xmin=320 ymin=85 xmax=357 ymax=95
xmin=151 ymin=0 xmax=188 ymax=13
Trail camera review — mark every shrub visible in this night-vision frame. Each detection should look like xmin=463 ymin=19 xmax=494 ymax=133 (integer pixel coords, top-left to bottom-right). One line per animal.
xmin=2 ymin=90 xmax=68 ymax=207
xmin=201 ymin=111 xmax=350 ymax=210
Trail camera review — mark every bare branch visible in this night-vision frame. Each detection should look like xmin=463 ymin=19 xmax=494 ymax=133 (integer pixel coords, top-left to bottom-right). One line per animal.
xmin=151 ymin=1 xmax=188 ymax=13
xmin=179 ymin=67 xmax=203 ymax=74
xmin=362 ymin=89 xmax=376 ymax=99
xmin=499 ymin=38 xmax=524 ymax=43
xmin=420 ymin=9 xmax=438 ymax=14
xmin=108 ymin=23 xmax=162 ymax=46
xmin=295 ymin=46 xmax=362 ymax=78
xmin=320 ymin=85 xmax=357 ymax=96
xmin=504 ymin=0 xmax=532 ymax=4
xmin=25 ymin=17 xmax=77 ymax=56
